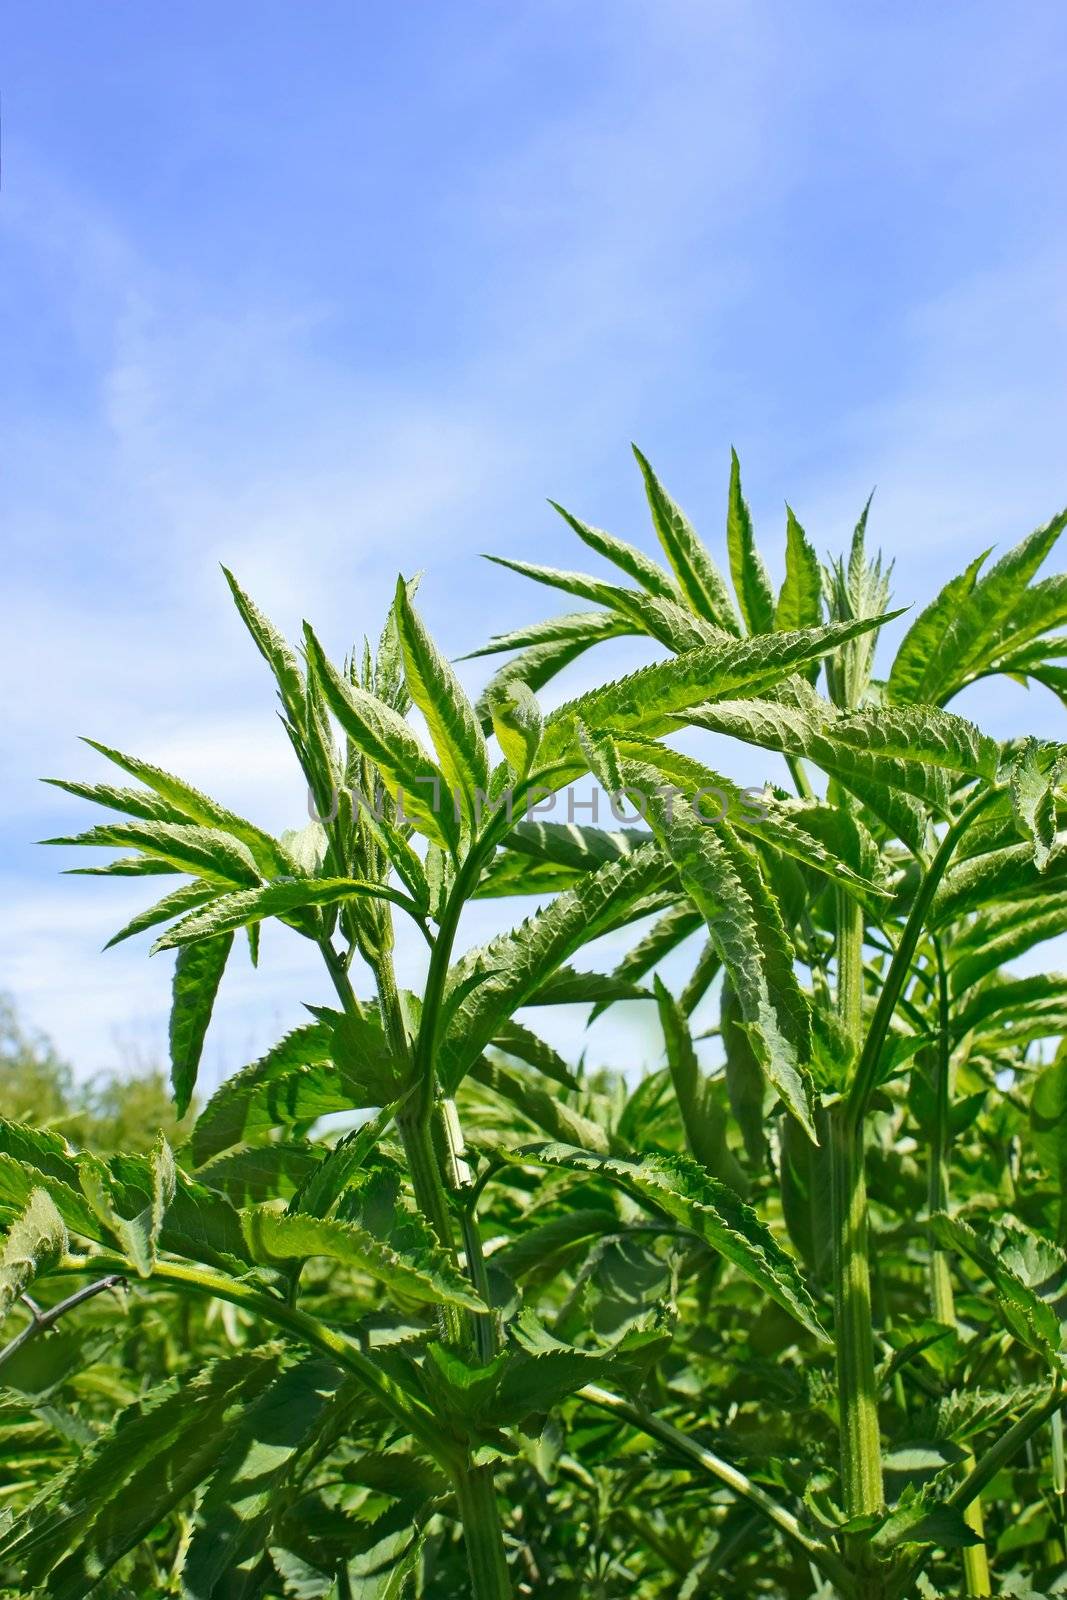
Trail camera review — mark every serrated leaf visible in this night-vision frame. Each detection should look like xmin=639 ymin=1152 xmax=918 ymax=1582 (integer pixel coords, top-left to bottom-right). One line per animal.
xmin=170 ymin=933 xmax=233 ymax=1115
xmin=222 ymin=567 xmax=307 ymax=729
xmin=305 ymin=626 xmax=459 ymax=852
xmin=727 ymin=449 xmax=775 ymax=634
xmin=496 ymin=1143 xmax=827 ymax=1340
xmin=181 ymin=1358 xmax=353 ymax=1600
xmin=1009 ymin=737 xmax=1063 ymax=870
xmin=538 ymin=614 xmax=899 ymax=773
xmin=190 ymin=1024 xmax=336 ymax=1162
xmin=775 ymin=507 xmax=822 ymax=635
xmin=895 ymin=509 xmax=1067 ymax=706
xmin=932 ymin=1213 xmax=1065 ymax=1365
xmin=152 ymin=876 xmax=415 ymax=951
xmin=241 ymin=1206 xmax=484 ymax=1311
xmin=103 ymin=879 xmax=218 ymax=950
xmin=2 ymin=1349 xmax=281 ymax=1597
xmin=488 ymin=679 xmax=543 ymax=781
xmin=393 ymin=577 xmax=489 ymax=829
xmin=886 ymin=550 xmax=988 ymax=704
xmin=625 ymin=760 xmax=815 ymax=1141
xmin=438 ymin=844 xmax=667 ymax=1092
xmin=79 ymin=738 xmax=299 ymax=879
xmin=0 ymin=1190 xmax=66 ymax=1322
xmin=632 ymin=446 xmax=741 ymax=632
xmin=550 ymin=500 xmax=678 ymax=598
xmin=45 ymin=821 xmax=262 ymax=887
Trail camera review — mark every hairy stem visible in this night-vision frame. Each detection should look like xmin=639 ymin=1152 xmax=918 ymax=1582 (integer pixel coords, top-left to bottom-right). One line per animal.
xmin=927 ymin=938 xmax=991 ymax=1594
xmin=827 ymin=1102 xmax=884 ymax=1523
xmin=452 ymin=1463 xmax=513 ymax=1600
xmin=831 ymin=889 xmax=884 ymax=1528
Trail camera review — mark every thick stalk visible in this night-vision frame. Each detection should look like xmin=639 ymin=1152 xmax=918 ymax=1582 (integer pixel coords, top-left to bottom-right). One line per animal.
xmin=827 ymin=1102 xmax=884 ymax=1523
xmin=371 ymin=883 xmax=511 ymax=1593
xmin=928 ymin=940 xmax=990 ymax=1594
xmin=452 ymin=1464 xmax=513 ymax=1600
xmin=832 ymin=892 xmax=884 ymax=1524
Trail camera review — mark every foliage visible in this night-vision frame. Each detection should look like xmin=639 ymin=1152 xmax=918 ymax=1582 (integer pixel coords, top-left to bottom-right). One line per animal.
xmin=3 ymin=450 xmax=1067 ymax=1598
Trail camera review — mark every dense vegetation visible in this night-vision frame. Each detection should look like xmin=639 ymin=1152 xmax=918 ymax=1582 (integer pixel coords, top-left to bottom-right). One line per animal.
xmin=2 ymin=450 xmax=1067 ymax=1598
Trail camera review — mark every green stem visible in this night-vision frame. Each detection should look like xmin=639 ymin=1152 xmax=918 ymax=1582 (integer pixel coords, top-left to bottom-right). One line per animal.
xmin=927 ymin=938 xmax=990 ymax=1595
xmin=52 ymin=1253 xmax=453 ymax=1467
xmin=847 ymin=787 xmax=997 ymax=1131
xmin=827 ymin=1103 xmax=884 ymax=1523
xmin=453 ymin=1463 xmax=513 ymax=1599
xmin=830 ymin=888 xmax=884 ymax=1528
xmin=579 ymin=1383 xmax=855 ymax=1596
xmin=950 ymin=1380 xmax=1065 ymax=1513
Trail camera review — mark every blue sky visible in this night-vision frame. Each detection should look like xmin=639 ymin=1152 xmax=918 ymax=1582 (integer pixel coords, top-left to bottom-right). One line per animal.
xmin=3 ymin=1 xmax=1066 ymax=1083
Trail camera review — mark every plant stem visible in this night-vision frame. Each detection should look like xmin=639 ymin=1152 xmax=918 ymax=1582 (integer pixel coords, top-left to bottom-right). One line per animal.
xmin=579 ymin=1383 xmax=855 ymax=1596
xmin=830 ymin=888 xmax=885 ymax=1529
xmin=52 ymin=1253 xmax=453 ymax=1466
xmin=949 ymin=1381 xmax=1065 ymax=1513
xmin=0 ymin=1275 xmax=127 ymax=1368
xmin=927 ymin=937 xmax=991 ymax=1595
xmin=847 ymin=786 xmax=996 ymax=1130
xmin=826 ymin=1102 xmax=884 ymax=1524
xmin=452 ymin=1463 xmax=513 ymax=1600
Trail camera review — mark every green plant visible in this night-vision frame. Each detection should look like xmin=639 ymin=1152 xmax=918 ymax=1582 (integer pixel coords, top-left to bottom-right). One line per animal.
xmin=2 ymin=450 xmax=1067 ymax=1598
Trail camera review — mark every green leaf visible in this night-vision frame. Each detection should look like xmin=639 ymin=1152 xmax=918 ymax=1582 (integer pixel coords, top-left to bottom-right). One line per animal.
xmin=726 ymin=449 xmax=775 ymax=634
xmin=79 ymin=737 xmax=299 ymax=879
xmin=170 ymin=933 xmax=233 ymax=1115
xmin=775 ymin=507 xmax=822 ymax=635
xmin=1008 ymin=736 xmax=1063 ymax=870
xmin=103 ymin=880 xmax=218 ymax=950
xmin=305 ymin=626 xmax=459 ymax=852
xmin=497 ymin=1143 xmax=828 ymax=1341
xmin=471 ymin=1057 xmax=609 ymax=1152
xmin=77 ymin=1135 xmax=175 ymax=1278
xmin=932 ymin=1213 xmax=1065 ymax=1365
xmin=4 ymin=1348 xmax=282 ymax=1597
xmin=949 ymin=893 xmax=1067 ymax=992
xmin=393 ymin=577 xmax=489 ymax=829
xmin=438 ymin=844 xmax=667 ymax=1092
xmin=719 ymin=977 xmax=767 ymax=1166
xmin=932 ymin=835 xmax=1067 ymax=925
xmin=222 ymin=567 xmax=307 ymax=728
xmin=241 ymin=1206 xmax=485 ymax=1311
xmin=632 ymin=446 xmax=740 ymax=632
xmin=654 ymin=978 xmax=736 ymax=1177
xmin=485 ymin=555 xmax=723 ymax=653
xmin=490 ymin=1020 xmax=579 ymax=1089
xmin=45 ymin=820 xmax=262 ymax=887
xmin=0 ymin=1190 xmax=67 ymax=1322
xmin=538 ymin=614 xmax=900 ymax=771
xmin=886 ymin=550 xmax=988 ymax=704
xmin=181 ymin=1359 xmax=353 ymax=1600
xmin=894 ymin=509 xmax=1067 ymax=705
xmin=152 ymin=877 xmax=416 ymax=952
xmin=464 ymin=608 xmax=632 ymax=661
xmin=549 ymin=500 xmax=678 ymax=598
xmin=1030 ymin=1055 xmax=1067 ymax=1208
xmin=190 ymin=1023 xmax=336 ymax=1162
xmin=488 ymin=680 xmax=543 ymax=781
xmin=625 ymin=760 xmax=815 ymax=1141
xmin=41 ymin=776 xmax=187 ymax=825
xmin=687 ymin=680 xmax=932 ymax=853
